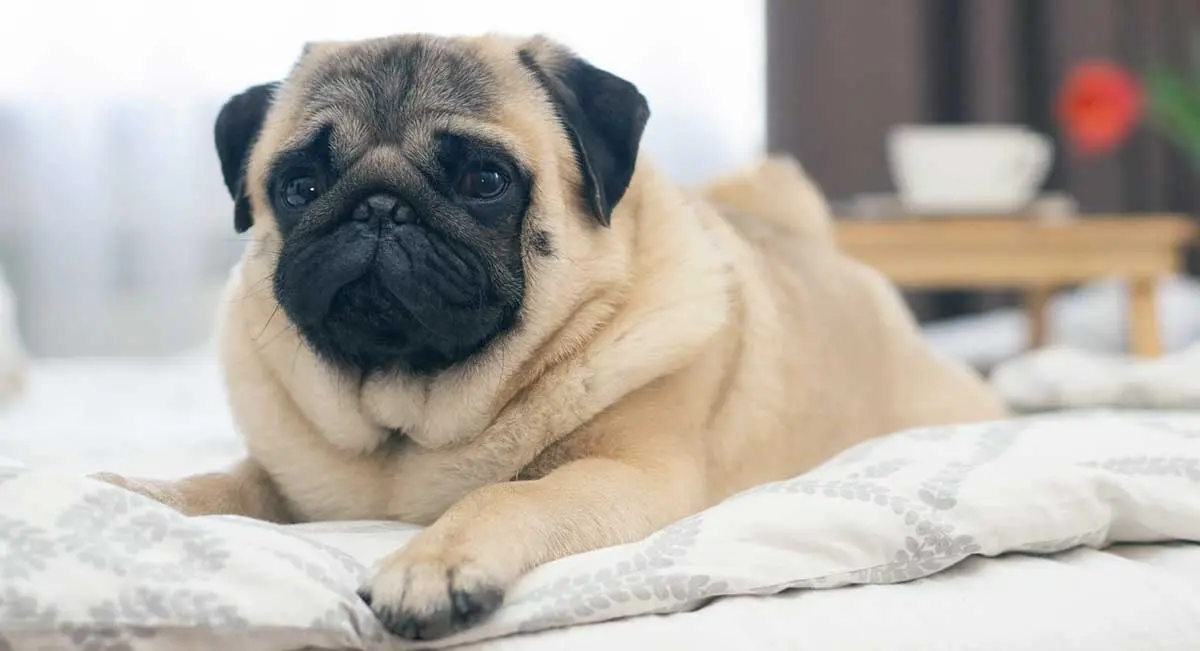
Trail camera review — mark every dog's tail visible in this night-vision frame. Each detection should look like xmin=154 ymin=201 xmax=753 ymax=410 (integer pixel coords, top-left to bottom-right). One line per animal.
xmin=698 ymin=154 xmax=836 ymax=245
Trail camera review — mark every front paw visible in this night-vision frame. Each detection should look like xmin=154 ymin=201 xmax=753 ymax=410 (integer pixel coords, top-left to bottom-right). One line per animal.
xmin=358 ymin=545 xmax=507 ymax=641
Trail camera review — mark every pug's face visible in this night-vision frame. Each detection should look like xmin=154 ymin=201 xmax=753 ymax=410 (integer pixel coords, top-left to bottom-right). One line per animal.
xmin=214 ymin=35 xmax=649 ymax=375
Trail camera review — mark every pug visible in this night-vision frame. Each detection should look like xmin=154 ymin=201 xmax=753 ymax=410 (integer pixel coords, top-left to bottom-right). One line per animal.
xmin=94 ymin=33 xmax=1007 ymax=640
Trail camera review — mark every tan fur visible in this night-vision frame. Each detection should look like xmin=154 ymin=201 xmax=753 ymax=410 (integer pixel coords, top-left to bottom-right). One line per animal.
xmin=95 ymin=33 xmax=1006 ymax=640
xmin=699 ymin=154 xmax=837 ymax=244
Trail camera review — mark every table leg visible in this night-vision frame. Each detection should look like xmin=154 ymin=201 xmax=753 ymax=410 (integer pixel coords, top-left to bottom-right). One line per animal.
xmin=1129 ymin=277 xmax=1163 ymax=357
xmin=1024 ymin=286 xmax=1054 ymax=349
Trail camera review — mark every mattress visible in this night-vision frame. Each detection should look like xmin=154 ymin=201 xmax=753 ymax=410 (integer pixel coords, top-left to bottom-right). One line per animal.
xmin=2 ymin=353 xmax=1200 ymax=651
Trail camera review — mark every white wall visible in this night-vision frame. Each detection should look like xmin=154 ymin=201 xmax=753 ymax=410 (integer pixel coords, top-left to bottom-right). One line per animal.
xmin=0 ymin=0 xmax=766 ymax=356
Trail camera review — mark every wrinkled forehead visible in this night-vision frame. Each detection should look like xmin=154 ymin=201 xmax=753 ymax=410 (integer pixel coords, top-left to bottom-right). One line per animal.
xmin=274 ymin=36 xmax=528 ymax=167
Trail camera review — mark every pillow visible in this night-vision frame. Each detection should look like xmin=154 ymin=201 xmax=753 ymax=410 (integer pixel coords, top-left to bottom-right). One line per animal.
xmin=1 ymin=410 xmax=1199 ymax=649
xmin=992 ymin=344 xmax=1200 ymax=411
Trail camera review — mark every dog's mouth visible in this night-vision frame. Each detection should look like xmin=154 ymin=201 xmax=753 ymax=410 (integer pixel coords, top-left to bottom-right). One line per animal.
xmin=374 ymin=224 xmax=490 ymax=312
xmin=273 ymin=222 xmax=514 ymax=374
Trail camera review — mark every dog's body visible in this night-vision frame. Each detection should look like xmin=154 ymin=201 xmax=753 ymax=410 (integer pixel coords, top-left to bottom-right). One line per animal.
xmin=97 ymin=33 xmax=1006 ymax=640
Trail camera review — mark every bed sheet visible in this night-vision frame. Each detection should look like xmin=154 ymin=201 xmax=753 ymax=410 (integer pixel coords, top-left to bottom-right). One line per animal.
xmin=475 ymin=542 xmax=1200 ymax=651
xmin=4 ymin=354 xmax=1200 ymax=651
xmin=0 ymin=350 xmax=244 ymax=477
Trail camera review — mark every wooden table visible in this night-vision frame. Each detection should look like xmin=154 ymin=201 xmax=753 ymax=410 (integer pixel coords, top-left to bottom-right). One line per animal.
xmin=834 ymin=215 xmax=1198 ymax=357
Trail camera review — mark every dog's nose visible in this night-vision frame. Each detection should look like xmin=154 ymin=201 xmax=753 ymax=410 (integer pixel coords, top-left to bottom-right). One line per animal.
xmin=351 ymin=193 xmax=413 ymax=223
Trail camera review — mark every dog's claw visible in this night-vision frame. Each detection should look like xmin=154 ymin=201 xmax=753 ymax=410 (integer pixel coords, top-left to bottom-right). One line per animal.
xmin=398 ymin=617 xmax=419 ymax=640
xmin=359 ymin=560 xmax=506 ymax=640
xmin=452 ymin=587 xmax=502 ymax=624
xmin=355 ymin=588 xmax=373 ymax=608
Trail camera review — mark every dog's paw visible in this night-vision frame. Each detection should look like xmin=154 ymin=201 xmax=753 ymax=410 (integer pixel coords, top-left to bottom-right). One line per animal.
xmin=359 ymin=546 xmax=507 ymax=641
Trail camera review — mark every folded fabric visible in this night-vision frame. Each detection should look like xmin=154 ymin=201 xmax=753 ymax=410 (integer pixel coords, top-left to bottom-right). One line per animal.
xmin=1 ymin=410 xmax=1198 ymax=650
xmin=991 ymin=343 xmax=1200 ymax=412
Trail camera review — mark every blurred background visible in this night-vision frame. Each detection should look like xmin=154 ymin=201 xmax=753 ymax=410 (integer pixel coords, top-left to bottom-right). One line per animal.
xmin=771 ymin=0 xmax=1200 ymax=322
xmin=0 ymin=0 xmax=765 ymax=358
xmin=1 ymin=0 xmax=1199 ymax=370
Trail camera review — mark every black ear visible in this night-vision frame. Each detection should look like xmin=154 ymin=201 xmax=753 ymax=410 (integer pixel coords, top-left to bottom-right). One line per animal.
xmin=214 ymin=82 xmax=278 ymax=234
xmin=518 ymin=46 xmax=650 ymax=226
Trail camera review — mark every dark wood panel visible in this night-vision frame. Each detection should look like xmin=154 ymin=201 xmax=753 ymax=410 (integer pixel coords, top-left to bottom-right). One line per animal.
xmin=767 ymin=0 xmax=927 ymax=199
xmin=967 ymin=0 xmax=1020 ymax=122
xmin=1125 ymin=0 xmax=1173 ymax=212
xmin=1047 ymin=0 xmax=1127 ymax=212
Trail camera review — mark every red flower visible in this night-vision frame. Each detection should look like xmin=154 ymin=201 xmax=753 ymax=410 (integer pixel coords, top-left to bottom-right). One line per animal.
xmin=1056 ymin=61 xmax=1143 ymax=156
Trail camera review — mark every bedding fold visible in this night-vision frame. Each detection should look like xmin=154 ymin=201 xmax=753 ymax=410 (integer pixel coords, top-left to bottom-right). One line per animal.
xmin=1 ymin=410 xmax=1199 ymax=649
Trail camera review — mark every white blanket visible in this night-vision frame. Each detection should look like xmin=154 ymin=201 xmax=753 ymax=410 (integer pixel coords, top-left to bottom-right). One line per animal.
xmin=0 ymin=351 xmax=244 ymax=477
xmin=482 ymin=541 xmax=1200 ymax=651
xmin=993 ymin=343 xmax=1200 ymax=412
xmin=1 ymin=410 xmax=1199 ymax=650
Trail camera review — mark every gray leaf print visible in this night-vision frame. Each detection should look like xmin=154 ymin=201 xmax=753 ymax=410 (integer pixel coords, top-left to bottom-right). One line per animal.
xmin=0 ymin=586 xmax=58 ymax=626
xmin=89 ymin=588 xmax=248 ymax=628
xmin=267 ymin=547 xmax=354 ymax=594
xmin=55 ymin=488 xmax=231 ymax=582
xmin=0 ymin=465 xmax=24 ymax=487
xmin=514 ymin=515 xmax=719 ymax=632
xmin=855 ymin=459 xmax=913 ymax=479
xmin=0 ymin=413 xmax=1195 ymax=648
xmin=1081 ymin=456 xmax=1200 ymax=483
xmin=266 ymin=526 xmax=369 ymax=581
xmin=262 ymin=546 xmax=387 ymax=644
xmin=57 ymin=622 xmax=153 ymax=651
xmin=0 ymin=516 xmax=56 ymax=580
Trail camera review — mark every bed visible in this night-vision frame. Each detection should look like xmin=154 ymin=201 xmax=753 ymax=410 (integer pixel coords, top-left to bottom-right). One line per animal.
xmin=2 ymin=350 xmax=1200 ymax=650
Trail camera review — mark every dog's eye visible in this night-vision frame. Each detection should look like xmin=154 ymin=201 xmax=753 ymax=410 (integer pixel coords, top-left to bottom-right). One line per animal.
xmin=282 ymin=176 xmax=322 ymax=208
xmin=456 ymin=166 xmax=508 ymax=200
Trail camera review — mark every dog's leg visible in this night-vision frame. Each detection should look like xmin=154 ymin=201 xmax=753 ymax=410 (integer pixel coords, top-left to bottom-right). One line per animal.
xmin=359 ymin=452 xmax=703 ymax=640
xmin=91 ymin=457 xmax=293 ymax=523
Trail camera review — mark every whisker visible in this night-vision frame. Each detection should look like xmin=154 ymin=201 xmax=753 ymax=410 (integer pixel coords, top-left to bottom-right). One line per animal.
xmin=228 ymin=278 xmax=275 ymax=303
xmin=251 ymin=321 xmax=295 ymax=356
xmin=254 ymin=304 xmax=282 ymax=342
xmin=289 ymin=337 xmax=304 ymax=377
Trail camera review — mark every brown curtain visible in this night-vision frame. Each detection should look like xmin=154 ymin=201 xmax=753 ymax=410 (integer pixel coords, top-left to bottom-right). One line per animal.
xmin=767 ymin=0 xmax=1200 ymax=321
